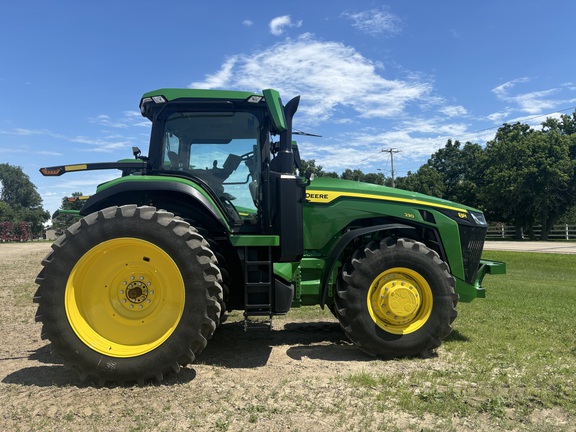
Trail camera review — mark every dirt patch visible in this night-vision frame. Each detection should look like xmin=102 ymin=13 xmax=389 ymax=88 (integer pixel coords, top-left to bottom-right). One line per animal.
xmin=0 ymin=242 xmax=572 ymax=432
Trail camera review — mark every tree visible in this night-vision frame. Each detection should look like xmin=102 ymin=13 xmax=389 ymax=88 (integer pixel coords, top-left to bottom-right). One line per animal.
xmin=323 ymin=171 xmax=340 ymax=178
xmin=340 ymin=168 xmax=366 ymax=182
xmin=558 ymin=205 xmax=576 ymax=224
xmin=542 ymin=112 xmax=576 ymax=137
xmin=0 ymin=163 xmax=49 ymax=237
xmin=363 ymin=172 xmax=386 ymax=185
xmin=0 ymin=201 xmax=15 ymax=221
xmin=299 ymin=159 xmax=340 ymax=179
xmin=426 ymin=139 xmax=484 ymax=207
xmin=51 ymin=192 xmax=85 ymax=235
xmin=300 ymin=159 xmax=387 ymax=182
xmin=299 ymin=159 xmax=326 ymax=178
xmin=480 ymin=124 xmax=575 ymax=239
xmin=395 ymin=165 xmax=446 ymax=198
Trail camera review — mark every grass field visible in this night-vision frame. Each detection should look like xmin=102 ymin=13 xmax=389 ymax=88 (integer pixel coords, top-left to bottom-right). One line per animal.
xmin=1 ymin=244 xmax=575 ymax=431
xmin=342 ymin=250 xmax=576 ymax=430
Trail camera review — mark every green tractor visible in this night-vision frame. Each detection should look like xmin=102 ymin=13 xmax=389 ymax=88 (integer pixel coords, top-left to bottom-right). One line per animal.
xmin=35 ymin=88 xmax=505 ymax=385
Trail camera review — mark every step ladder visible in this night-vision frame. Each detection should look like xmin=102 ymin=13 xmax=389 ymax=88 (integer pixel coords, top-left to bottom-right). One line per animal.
xmin=243 ymin=246 xmax=273 ymax=330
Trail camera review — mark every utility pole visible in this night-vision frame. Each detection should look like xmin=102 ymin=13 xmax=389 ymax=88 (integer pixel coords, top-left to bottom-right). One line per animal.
xmin=381 ymin=148 xmax=400 ymax=187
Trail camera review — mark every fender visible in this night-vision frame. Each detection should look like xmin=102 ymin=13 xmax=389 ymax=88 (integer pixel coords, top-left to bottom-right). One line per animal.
xmin=80 ymin=179 xmax=229 ymax=230
xmin=319 ymin=223 xmax=416 ymax=308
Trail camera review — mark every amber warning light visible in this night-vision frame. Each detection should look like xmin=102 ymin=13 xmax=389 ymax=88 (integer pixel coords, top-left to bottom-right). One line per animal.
xmin=40 ymin=166 xmax=64 ymax=176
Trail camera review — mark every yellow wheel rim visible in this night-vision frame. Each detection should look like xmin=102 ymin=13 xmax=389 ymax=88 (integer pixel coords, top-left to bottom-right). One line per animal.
xmin=367 ymin=267 xmax=433 ymax=335
xmin=65 ymin=238 xmax=185 ymax=358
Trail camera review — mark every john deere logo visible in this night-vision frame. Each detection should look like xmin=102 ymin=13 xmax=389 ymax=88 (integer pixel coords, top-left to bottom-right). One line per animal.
xmin=306 ymin=192 xmax=329 ymax=200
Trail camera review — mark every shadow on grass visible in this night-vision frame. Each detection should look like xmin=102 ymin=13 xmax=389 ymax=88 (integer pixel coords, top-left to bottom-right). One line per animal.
xmin=5 ymin=320 xmax=462 ymax=387
xmin=2 ymin=345 xmax=198 ymax=388
xmin=443 ymin=329 xmax=470 ymax=343
xmin=196 ymin=320 xmax=373 ymax=367
xmin=1 ymin=363 xmax=197 ymax=388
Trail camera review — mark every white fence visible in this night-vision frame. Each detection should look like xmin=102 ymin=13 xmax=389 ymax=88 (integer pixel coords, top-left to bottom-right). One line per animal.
xmin=487 ymin=224 xmax=576 ymax=240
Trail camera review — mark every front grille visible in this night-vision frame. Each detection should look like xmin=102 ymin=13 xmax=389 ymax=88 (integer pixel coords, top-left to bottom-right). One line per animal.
xmin=459 ymin=225 xmax=487 ymax=283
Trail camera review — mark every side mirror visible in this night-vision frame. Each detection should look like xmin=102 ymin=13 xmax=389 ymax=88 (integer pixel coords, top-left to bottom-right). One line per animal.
xmin=292 ymin=141 xmax=302 ymax=171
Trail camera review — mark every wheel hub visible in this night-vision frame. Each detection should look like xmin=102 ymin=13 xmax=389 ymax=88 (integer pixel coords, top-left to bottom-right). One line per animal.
xmin=369 ymin=273 xmax=422 ymax=326
xmin=118 ymin=274 xmax=154 ymax=311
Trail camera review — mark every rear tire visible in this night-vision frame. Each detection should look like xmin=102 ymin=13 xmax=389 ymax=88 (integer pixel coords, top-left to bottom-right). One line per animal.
xmin=193 ymin=225 xmax=230 ymax=325
xmin=334 ymin=237 xmax=458 ymax=359
xmin=34 ymin=205 xmax=222 ymax=385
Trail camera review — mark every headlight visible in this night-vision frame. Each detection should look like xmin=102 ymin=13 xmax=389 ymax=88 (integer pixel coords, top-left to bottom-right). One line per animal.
xmin=470 ymin=211 xmax=487 ymax=226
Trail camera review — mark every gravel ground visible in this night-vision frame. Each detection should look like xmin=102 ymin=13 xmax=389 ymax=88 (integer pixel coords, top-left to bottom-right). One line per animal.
xmin=1 ymin=242 xmax=571 ymax=432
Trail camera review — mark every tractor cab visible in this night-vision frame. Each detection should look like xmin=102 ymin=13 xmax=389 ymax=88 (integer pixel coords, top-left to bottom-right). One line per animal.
xmin=139 ymin=88 xmax=306 ymax=262
xmin=156 ymin=109 xmax=262 ymax=221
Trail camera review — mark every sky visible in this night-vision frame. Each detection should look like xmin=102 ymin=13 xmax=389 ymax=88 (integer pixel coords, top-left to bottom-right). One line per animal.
xmin=1 ymin=0 xmax=576 ymax=217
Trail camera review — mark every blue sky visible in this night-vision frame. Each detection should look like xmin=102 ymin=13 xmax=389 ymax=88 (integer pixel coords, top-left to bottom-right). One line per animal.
xmin=1 ymin=1 xmax=576 ymax=216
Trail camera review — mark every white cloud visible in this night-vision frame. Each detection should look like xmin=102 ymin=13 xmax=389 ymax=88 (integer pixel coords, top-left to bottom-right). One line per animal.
xmin=193 ymin=57 xmax=237 ymax=89
xmin=1 ymin=126 xmax=141 ymax=154
xmin=243 ymin=20 xmax=253 ymax=27
xmin=492 ymin=77 xmax=530 ymax=98
xmin=37 ymin=150 xmax=63 ymax=156
xmin=71 ymin=135 xmax=133 ymax=152
xmin=0 ymin=147 xmax=24 ymax=154
xmin=440 ymin=105 xmax=467 ymax=117
xmin=449 ymin=29 xmax=462 ymax=39
xmin=492 ymin=77 xmax=576 ymax=115
xmin=1 ymin=127 xmax=55 ymax=137
xmin=343 ymin=8 xmax=401 ymax=36
xmin=511 ymin=89 xmax=559 ymax=114
xmin=486 ymin=111 xmax=509 ymax=123
xmin=269 ymin=15 xmax=302 ymax=36
xmin=295 ymin=115 xmax=479 ymax=173
xmin=90 ymin=111 xmax=149 ymax=128
xmin=190 ymin=34 xmax=432 ymax=124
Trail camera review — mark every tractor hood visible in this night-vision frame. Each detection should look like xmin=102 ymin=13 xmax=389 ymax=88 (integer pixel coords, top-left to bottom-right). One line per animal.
xmin=305 ymin=177 xmax=483 ymax=218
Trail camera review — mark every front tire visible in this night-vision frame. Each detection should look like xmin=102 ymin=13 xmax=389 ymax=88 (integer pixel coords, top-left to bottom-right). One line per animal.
xmin=334 ymin=237 xmax=458 ymax=359
xmin=34 ymin=205 xmax=222 ymax=385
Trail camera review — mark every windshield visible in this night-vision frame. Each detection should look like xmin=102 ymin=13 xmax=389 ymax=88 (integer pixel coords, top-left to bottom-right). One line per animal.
xmin=161 ymin=111 xmax=261 ymax=212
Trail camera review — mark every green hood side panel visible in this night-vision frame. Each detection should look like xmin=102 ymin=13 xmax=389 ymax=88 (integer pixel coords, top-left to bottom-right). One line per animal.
xmin=302 ymin=177 xmax=470 ymax=280
xmin=305 ymin=177 xmax=477 ymax=213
